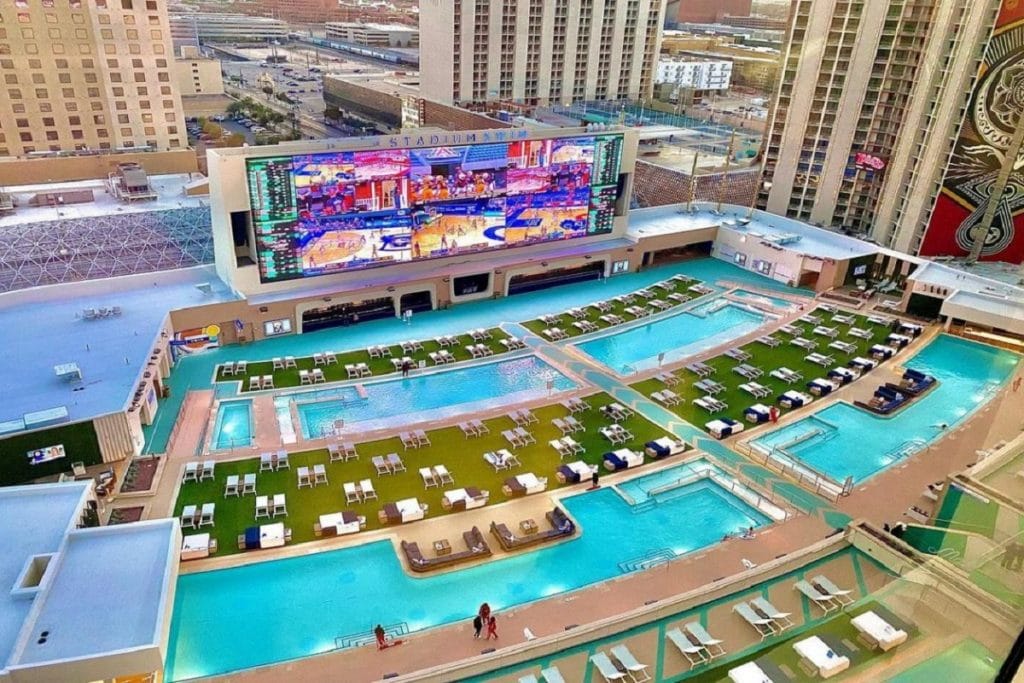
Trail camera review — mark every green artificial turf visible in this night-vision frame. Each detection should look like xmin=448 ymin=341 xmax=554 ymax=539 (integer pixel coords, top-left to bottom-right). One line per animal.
xmin=630 ymin=313 xmax=895 ymax=436
xmin=174 ymin=392 xmax=675 ymax=556
xmin=686 ymin=601 xmax=917 ymax=683
xmin=521 ymin=275 xmax=707 ymax=338
xmin=217 ymin=327 xmax=510 ymax=392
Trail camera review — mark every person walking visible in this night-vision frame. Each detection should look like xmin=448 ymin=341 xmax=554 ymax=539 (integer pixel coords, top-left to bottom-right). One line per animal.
xmin=472 ymin=614 xmax=483 ymax=639
xmin=374 ymin=624 xmax=387 ymax=650
xmin=486 ymin=615 xmax=498 ymax=640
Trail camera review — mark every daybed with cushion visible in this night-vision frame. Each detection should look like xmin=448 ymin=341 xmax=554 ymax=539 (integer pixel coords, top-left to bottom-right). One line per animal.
xmin=897 ymin=368 xmax=937 ymax=395
xmin=502 ymin=472 xmax=548 ymax=496
xmin=869 ymin=343 xmax=897 ymax=360
xmin=314 ymin=511 xmax=365 ymax=537
xmin=807 ymin=378 xmax=839 ymax=396
xmin=442 ymin=487 xmax=489 ymax=511
xmin=489 ymin=507 xmax=575 ymax=551
xmin=643 ymin=437 xmax=686 ymax=458
xmin=706 ymin=418 xmax=744 ymax=439
xmin=851 ymin=610 xmax=908 ymax=651
xmin=744 ymin=404 xmax=772 ymax=424
xmin=792 ymin=635 xmax=849 ymax=678
xmin=378 ymin=498 xmax=428 ymax=524
xmin=778 ymin=391 xmax=813 ymax=409
xmin=401 ymin=526 xmax=492 ymax=573
xmin=556 ymin=460 xmax=594 ymax=484
xmin=827 ymin=366 xmax=858 ymax=384
xmin=603 ymin=448 xmax=644 ymax=471
xmin=849 ymin=356 xmax=877 ymax=371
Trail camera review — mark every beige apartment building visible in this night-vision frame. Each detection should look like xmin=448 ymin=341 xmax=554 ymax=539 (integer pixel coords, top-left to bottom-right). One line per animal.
xmin=0 ymin=0 xmax=186 ymax=158
xmin=758 ymin=0 xmax=1004 ymax=254
xmin=174 ymin=46 xmax=224 ymax=97
xmin=419 ymin=0 xmax=667 ymax=106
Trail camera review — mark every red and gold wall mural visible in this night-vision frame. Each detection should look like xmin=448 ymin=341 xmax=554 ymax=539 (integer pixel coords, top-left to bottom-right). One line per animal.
xmin=920 ymin=1 xmax=1024 ymax=262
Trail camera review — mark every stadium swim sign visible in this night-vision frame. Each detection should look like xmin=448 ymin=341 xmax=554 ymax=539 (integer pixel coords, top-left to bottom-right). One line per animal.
xmin=384 ymin=129 xmax=530 ymax=149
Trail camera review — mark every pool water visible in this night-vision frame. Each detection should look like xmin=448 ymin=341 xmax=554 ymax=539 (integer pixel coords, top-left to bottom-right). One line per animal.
xmin=751 ymin=335 xmax=1019 ymax=483
xmin=143 ymin=258 xmax=804 ymax=454
xmin=731 ymin=288 xmax=801 ymax=310
xmin=292 ymin=356 xmax=576 ymax=438
xmin=576 ymin=300 xmax=766 ymax=372
xmin=211 ymin=400 xmax=252 ymax=450
xmin=886 ymin=638 xmax=998 ymax=683
xmin=165 ymin=469 xmax=768 ymax=680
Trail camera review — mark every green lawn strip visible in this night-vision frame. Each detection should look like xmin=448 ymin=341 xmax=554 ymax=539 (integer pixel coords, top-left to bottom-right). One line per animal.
xmin=631 ymin=314 xmax=896 ymax=436
xmin=175 ymin=392 xmax=673 ymax=556
xmin=684 ymin=600 xmax=917 ymax=683
xmin=218 ymin=328 xmax=511 ymax=392
xmin=521 ymin=276 xmax=704 ymax=339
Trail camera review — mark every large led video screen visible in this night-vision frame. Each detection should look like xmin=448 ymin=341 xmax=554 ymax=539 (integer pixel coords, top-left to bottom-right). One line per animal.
xmin=246 ymin=134 xmax=624 ymax=282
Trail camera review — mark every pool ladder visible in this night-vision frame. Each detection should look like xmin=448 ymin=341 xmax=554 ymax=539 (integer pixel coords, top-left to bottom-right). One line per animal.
xmin=618 ymin=548 xmax=675 ymax=573
xmin=335 ymin=621 xmax=409 ymax=649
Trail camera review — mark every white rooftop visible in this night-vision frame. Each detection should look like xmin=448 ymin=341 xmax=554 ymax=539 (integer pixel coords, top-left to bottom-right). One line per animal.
xmin=0 ymin=267 xmax=235 ymax=430
xmin=626 ymin=203 xmax=879 ymax=260
xmin=0 ymin=482 xmax=88 ymax=674
xmin=0 ymin=173 xmax=206 ymax=229
xmin=8 ymin=520 xmax=178 ymax=670
xmin=0 ymin=481 xmax=179 ymax=679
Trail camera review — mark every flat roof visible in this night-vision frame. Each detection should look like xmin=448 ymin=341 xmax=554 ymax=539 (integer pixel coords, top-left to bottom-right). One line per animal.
xmin=0 ymin=174 xmax=206 ymax=229
xmin=0 ymin=482 xmax=90 ymax=672
xmin=627 ymin=203 xmax=879 ymax=259
xmin=8 ymin=519 xmax=177 ymax=668
xmin=0 ymin=267 xmax=235 ymax=429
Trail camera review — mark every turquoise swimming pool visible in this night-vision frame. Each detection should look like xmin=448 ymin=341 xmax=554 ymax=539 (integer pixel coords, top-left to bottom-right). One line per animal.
xmin=886 ymin=638 xmax=998 ymax=683
xmin=211 ymin=400 xmax=252 ymax=450
xmin=575 ymin=300 xmax=767 ymax=372
xmin=290 ymin=356 xmax=576 ymax=437
xmin=751 ymin=335 xmax=1019 ymax=483
xmin=165 ymin=463 xmax=769 ymax=680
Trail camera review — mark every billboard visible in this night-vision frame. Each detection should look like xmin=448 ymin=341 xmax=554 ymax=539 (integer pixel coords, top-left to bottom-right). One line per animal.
xmin=854 ymin=152 xmax=886 ymax=172
xmin=246 ymin=134 xmax=624 ymax=282
xmin=920 ymin=0 xmax=1024 ymax=262
xmin=28 ymin=444 xmax=66 ymax=466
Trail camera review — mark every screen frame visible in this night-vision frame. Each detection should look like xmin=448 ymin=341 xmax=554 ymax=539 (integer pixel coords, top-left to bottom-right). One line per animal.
xmin=246 ymin=133 xmax=626 ymax=284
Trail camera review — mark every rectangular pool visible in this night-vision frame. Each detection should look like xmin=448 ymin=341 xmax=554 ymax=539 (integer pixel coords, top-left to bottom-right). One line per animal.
xmin=290 ymin=356 xmax=576 ymax=438
xmin=211 ymin=400 xmax=252 ymax=450
xmin=165 ymin=460 xmax=769 ymax=680
xmin=750 ymin=336 xmax=1019 ymax=483
xmin=575 ymin=300 xmax=767 ymax=372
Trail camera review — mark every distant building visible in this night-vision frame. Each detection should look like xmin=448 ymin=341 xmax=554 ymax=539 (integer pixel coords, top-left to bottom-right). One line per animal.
xmin=656 ymin=58 xmax=733 ymax=91
xmin=720 ymin=15 xmax=788 ymax=31
xmin=174 ymin=47 xmax=225 ymax=98
xmin=168 ymin=13 xmax=288 ymax=47
xmin=325 ymin=22 xmax=419 ymax=48
xmin=420 ymin=0 xmax=665 ymax=106
xmin=759 ymin=0 xmax=1024 ymax=263
xmin=0 ymin=0 xmax=186 ymax=157
xmin=667 ymin=0 xmax=752 ymax=24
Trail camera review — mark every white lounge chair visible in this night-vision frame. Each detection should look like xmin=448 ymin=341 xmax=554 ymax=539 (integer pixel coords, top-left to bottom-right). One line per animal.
xmin=751 ymin=596 xmax=794 ymax=632
xmin=795 ymin=579 xmax=840 ymax=614
xmin=590 ymin=651 xmax=628 ymax=682
xmin=734 ymin=601 xmax=775 ymax=640
xmin=666 ymin=627 xmax=708 ymax=668
xmin=610 ymin=645 xmax=651 ymax=682
xmin=684 ymin=621 xmax=725 ymax=658
xmin=812 ymin=574 xmax=855 ymax=605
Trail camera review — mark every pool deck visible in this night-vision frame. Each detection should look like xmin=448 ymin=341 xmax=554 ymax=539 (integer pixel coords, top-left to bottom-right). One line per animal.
xmin=178 ymin=358 xmax=1024 ymax=682
xmin=101 ymin=264 xmax=1022 ymax=682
